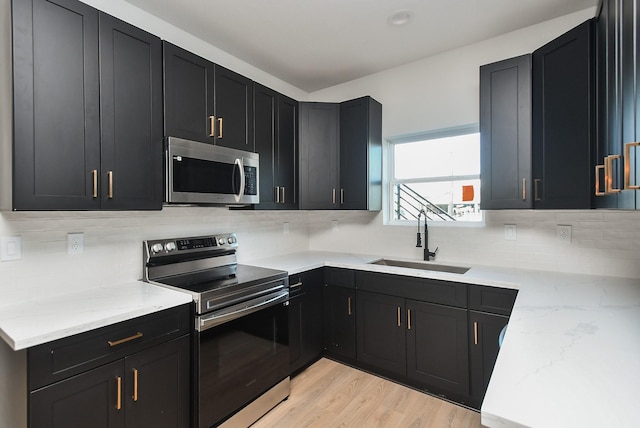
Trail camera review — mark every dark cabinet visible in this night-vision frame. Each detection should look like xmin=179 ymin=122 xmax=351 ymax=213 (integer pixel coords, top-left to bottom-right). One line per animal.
xmin=12 ymin=0 xmax=162 ymax=210
xmin=28 ymin=305 xmax=191 ymax=428
xmin=288 ymin=268 xmax=324 ymax=374
xmin=299 ymin=97 xmax=382 ymax=210
xmin=532 ymin=20 xmax=595 ymax=209
xmin=254 ymin=84 xmax=298 ymax=209
xmin=480 ymin=54 xmax=532 ymax=210
xmin=323 ymin=268 xmax=356 ymax=361
xmin=163 ymin=42 xmax=254 ymax=151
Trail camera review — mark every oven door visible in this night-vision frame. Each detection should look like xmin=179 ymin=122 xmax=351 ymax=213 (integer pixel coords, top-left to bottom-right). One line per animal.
xmin=195 ymin=292 xmax=289 ymax=428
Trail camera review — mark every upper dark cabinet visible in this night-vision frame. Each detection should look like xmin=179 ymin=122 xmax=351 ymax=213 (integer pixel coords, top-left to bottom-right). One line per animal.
xmin=299 ymin=96 xmax=382 ymax=210
xmin=12 ymin=0 xmax=163 ymax=210
xmin=480 ymin=54 xmax=532 ymax=210
xmin=254 ymin=84 xmax=298 ymax=209
xmin=532 ymin=20 xmax=595 ymax=209
xmin=163 ymin=42 xmax=254 ymax=151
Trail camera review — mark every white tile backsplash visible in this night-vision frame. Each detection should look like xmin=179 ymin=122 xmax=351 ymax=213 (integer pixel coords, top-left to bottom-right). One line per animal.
xmin=1 ymin=208 xmax=640 ymax=299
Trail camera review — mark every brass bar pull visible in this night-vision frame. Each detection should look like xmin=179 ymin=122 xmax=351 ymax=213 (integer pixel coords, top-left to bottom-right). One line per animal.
xmin=397 ymin=307 xmax=401 ymax=327
xmin=595 ymin=164 xmax=605 ymax=196
xmin=289 ymin=281 xmax=303 ymax=289
xmin=275 ymin=186 xmax=280 ymax=203
xmin=407 ymin=309 xmax=411 ymax=330
xmin=473 ymin=321 xmax=479 ymax=345
xmin=332 ymin=188 xmax=336 ymax=204
xmin=92 ymin=170 xmax=98 ymax=198
xmin=116 ymin=376 xmax=122 ymax=410
xmin=218 ymin=117 xmax=223 ymax=139
xmin=280 ymin=187 xmax=286 ymax=204
xmin=132 ymin=369 xmax=138 ymax=402
xmin=340 ymin=189 xmax=344 ymax=205
xmin=522 ymin=178 xmax=526 ymax=201
xmin=107 ymin=171 xmax=113 ymax=199
xmin=209 ymin=116 xmax=215 ymax=137
xmin=624 ymin=142 xmax=640 ymax=190
xmin=347 ymin=297 xmax=352 ymax=316
xmin=605 ymin=155 xmax=622 ymax=193
xmin=534 ymin=179 xmax=541 ymax=201
xmin=108 ymin=332 xmax=143 ymax=347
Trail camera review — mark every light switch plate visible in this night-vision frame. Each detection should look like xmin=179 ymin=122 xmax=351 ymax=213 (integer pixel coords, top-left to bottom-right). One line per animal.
xmin=504 ymin=224 xmax=517 ymax=241
xmin=1 ymin=236 xmax=22 ymax=261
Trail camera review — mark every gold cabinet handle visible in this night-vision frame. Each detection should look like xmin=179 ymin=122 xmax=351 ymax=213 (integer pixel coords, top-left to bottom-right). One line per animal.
xmin=218 ymin=117 xmax=223 ymax=139
xmin=92 ymin=170 xmax=98 ymax=198
xmin=108 ymin=332 xmax=143 ymax=347
xmin=275 ymin=186 xmax=280 ymax=203
xmin=332 ymin=188 xmax=336 ymax=204
xmin=340 ymin=189 xmax=344 ymax=205
xmin=407 ymin=309 xmax=411 ymax=330
xmin=116 ymin=376 xmax=122 ymax=410
xmin=522 ymin=178 xmax=526 ymax=201
xmin=534 ymin=179 xmax=541 ymax=201
xmin=347 ymin=297 xmax=352 ymax=316
xmin=595 ymin=164 xmax=605 ymax=196
xmin=107 ymin=171 xmax=113 ymax=199
xmin=624 ymin=142 xmax=640 ymax=190
xmin=132 ymin=369 xmax=138 ymax=402
xmin=473 ymin=321 xmax=479 ymax=345
xmin=289 ymin=281 xmax=303 ymax=289
xmin=280 ymin=187 xmax=285 ymax=204
xmin=209 ymin=115 xmax=215 ymax=137
xmin=605 ymin=155 xmax=622 ymax=194
xmin=397 ymin=307 xmax=401 ymax=327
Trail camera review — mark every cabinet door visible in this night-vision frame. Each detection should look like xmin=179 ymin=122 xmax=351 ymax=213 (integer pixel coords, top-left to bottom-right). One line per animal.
xmin=99 ymin=13 xmax=163 ymax=210
xmin=356 ymin=291 xmax=406 ymax=376
xmin=124 ymin=336 xmax=190 ymax=428
xmin=339 ymin=96 xmax=382 ymax=210
xmin=29 ymin=360 xmax=125 ymax=428
xmin=163 ymin=41 xmax=215 ymax=143
xmin=480 ymin=54 xmax=532 ymax=209
xmin=532 ymin=20 xmax=594 ymax=209
xmin=469 ymin=311 xmax=509 ymax=408
xmin=299 ymin=103 xmax=340 ymax=209
xmin=254 ymin=84 xmax=278 ymax=208
xmin=406 ymin=300 xmax=469 ymax=397
xmin=12 ymin=0 xmax=100 ymax=210
xmin=289 ymin=293 xmax=304 ymax=373
xmin=214 ymin=65 xmax=254 ymax=151
xmin=323 ymin=285 xmax=356 ymax=360
xmin=277 ymin=95 xmax=299 ymax=209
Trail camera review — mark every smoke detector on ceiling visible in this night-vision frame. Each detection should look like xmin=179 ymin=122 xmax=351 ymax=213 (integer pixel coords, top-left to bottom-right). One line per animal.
xmin=387 ymin=9 xmax=413 ymax=26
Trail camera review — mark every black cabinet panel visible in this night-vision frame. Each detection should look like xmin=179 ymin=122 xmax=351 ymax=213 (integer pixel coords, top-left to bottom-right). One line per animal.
xmin=325 ymin=267 xmax=356 ymax=289
xmin=214 ymin=65 xmax=254 ymax=151
xmin=324 ymin=284 xmax=356 ymax=360
xmin=13 ymin=0 xmax=100 ymax=210
xmin=532 ymin=20 xmax=594 ymax=209
xmin=99 ymin=14 xmax=163 ymax=210
xmin=163 ymin=41 xmax=215 ymax=144
xmin=289 ymin=269 xmax=324 ymax=374
xmin=468 ymin=285 xmax=517 ymax=316
xmin=277 ymin=95 xmax=299 ymax=208
xmin=480 ymin=54 xmax=532 ymax=209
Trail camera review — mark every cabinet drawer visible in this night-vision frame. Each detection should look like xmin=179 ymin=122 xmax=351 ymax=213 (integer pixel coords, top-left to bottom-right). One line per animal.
xmin=468 ymin=285 xmax=517 ymax=315
xmin=289 ymin=267 xmax=324 ymax=296
xmin=28 ymin=304 xmax=191 ymax=390
xmin=325 ymin=267 xmax=355 ymax=289
xmin=356 ymin=272 xmax=467 ymax=308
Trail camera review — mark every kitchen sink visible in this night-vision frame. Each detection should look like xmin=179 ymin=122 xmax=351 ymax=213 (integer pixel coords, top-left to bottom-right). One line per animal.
xmin=369 ymin=259 xmax=470 ymax=274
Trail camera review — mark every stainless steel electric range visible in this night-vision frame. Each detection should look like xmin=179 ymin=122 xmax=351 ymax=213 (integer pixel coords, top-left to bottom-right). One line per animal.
xmin=143 ymin=233 xmax=290 ymax=428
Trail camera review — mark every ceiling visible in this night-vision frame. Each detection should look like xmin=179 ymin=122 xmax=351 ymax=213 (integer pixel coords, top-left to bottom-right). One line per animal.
xmin=123 ymin=0 xmax=598 ymax=92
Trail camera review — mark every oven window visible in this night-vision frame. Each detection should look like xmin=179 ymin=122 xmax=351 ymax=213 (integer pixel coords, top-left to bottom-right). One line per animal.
xmin=197 ymin=302 xmax=288 ymax=427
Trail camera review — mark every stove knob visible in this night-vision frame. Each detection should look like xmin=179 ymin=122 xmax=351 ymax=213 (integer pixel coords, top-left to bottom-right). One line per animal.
xmin=151 ymin=243 xmax=163 ymax=254
xmin=227 ymin=237 xmax=235 ymax=244
xmin=164 ymin=242 xmax=177 ymax=252
xmin=218 ymin=238 xmax=225 ymax=246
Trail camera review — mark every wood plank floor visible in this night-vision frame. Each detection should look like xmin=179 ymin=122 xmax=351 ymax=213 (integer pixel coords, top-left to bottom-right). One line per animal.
xmin=253 ymin=358 xmax=481 ymax=428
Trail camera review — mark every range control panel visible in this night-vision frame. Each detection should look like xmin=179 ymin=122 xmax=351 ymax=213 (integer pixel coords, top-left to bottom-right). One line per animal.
xmin=145 ymin=233 xmax=238 ymax=257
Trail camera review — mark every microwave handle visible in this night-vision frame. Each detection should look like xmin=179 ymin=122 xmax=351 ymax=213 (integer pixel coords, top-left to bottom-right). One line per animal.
xmin=234 ymin=158 xmax=245 ymax=202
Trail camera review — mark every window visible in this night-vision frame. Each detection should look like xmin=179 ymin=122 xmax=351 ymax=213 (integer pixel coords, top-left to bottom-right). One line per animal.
xmin=388 ymin=125 xmax=481 ymax=223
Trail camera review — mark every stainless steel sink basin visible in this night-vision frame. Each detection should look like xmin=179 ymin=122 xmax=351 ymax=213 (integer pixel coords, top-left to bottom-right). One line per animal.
xmin=369 ymin=259 xmax=470 ymax=274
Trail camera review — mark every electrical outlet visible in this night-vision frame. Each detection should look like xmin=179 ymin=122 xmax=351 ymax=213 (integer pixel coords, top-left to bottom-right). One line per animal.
xmin=1 ymin=236 xmax=22 ymax=261
xmin=504 ymin=224 xmax=517 ymax=241
xmin=283 ymin=222 xmax=290 ymax=235
xmin=331 ymin=220 xmax=339 ymax=232
xmin=67 ymin=233 xmax=84 ymax=255
xmin=556 ymin=225 xmax=572 ymax=243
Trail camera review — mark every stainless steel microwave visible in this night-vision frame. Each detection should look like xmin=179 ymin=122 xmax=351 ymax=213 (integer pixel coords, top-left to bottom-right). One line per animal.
xmin=165 ymin=137 xmax=259 ymax=205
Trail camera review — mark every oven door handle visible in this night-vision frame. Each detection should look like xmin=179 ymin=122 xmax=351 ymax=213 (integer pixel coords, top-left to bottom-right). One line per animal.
xmin=197 ymin=290 xmax=289 ymax=331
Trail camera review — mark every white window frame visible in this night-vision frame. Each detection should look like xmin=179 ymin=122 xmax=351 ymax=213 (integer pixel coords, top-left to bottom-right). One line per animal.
xmin=385 ymin=124 xmax=484 ymax=227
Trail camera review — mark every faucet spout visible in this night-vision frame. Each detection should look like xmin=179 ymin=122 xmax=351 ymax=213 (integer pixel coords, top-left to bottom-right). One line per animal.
xmin=416 ymin=208 xmax=437 ymax=261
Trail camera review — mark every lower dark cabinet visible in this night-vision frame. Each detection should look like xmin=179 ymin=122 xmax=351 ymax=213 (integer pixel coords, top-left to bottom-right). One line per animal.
xmin=323 ymin=285 xmax=356 ymax=361
xmin=468 ymin=311 xmax=509 ymax=409
xmin=289 ymin=269 xmax=324 ymax=375
xmin=29 ymin=335 xmax=190 ymax=428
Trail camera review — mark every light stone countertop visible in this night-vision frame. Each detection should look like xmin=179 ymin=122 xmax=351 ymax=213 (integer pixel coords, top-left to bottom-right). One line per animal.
xmin=0 ymin=281 xmax=192 ymax=351
xmin=248 ymin=251 xmax=640 ymax=428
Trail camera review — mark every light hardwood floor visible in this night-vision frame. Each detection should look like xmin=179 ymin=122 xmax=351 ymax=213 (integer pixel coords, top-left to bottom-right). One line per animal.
xmin=253 ymin=358 xmax=481 ymax=428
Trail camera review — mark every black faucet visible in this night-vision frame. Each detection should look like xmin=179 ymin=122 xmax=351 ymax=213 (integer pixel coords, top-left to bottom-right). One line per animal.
xmin=416 ymin=208 xmax=438 ymax=261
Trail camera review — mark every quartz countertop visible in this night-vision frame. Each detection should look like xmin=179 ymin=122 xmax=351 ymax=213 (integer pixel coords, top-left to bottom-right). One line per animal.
xmin=0 ymin=281 xmax=192 ymax=351
xmin=248 ymin=251 xmax=640 ymax=428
